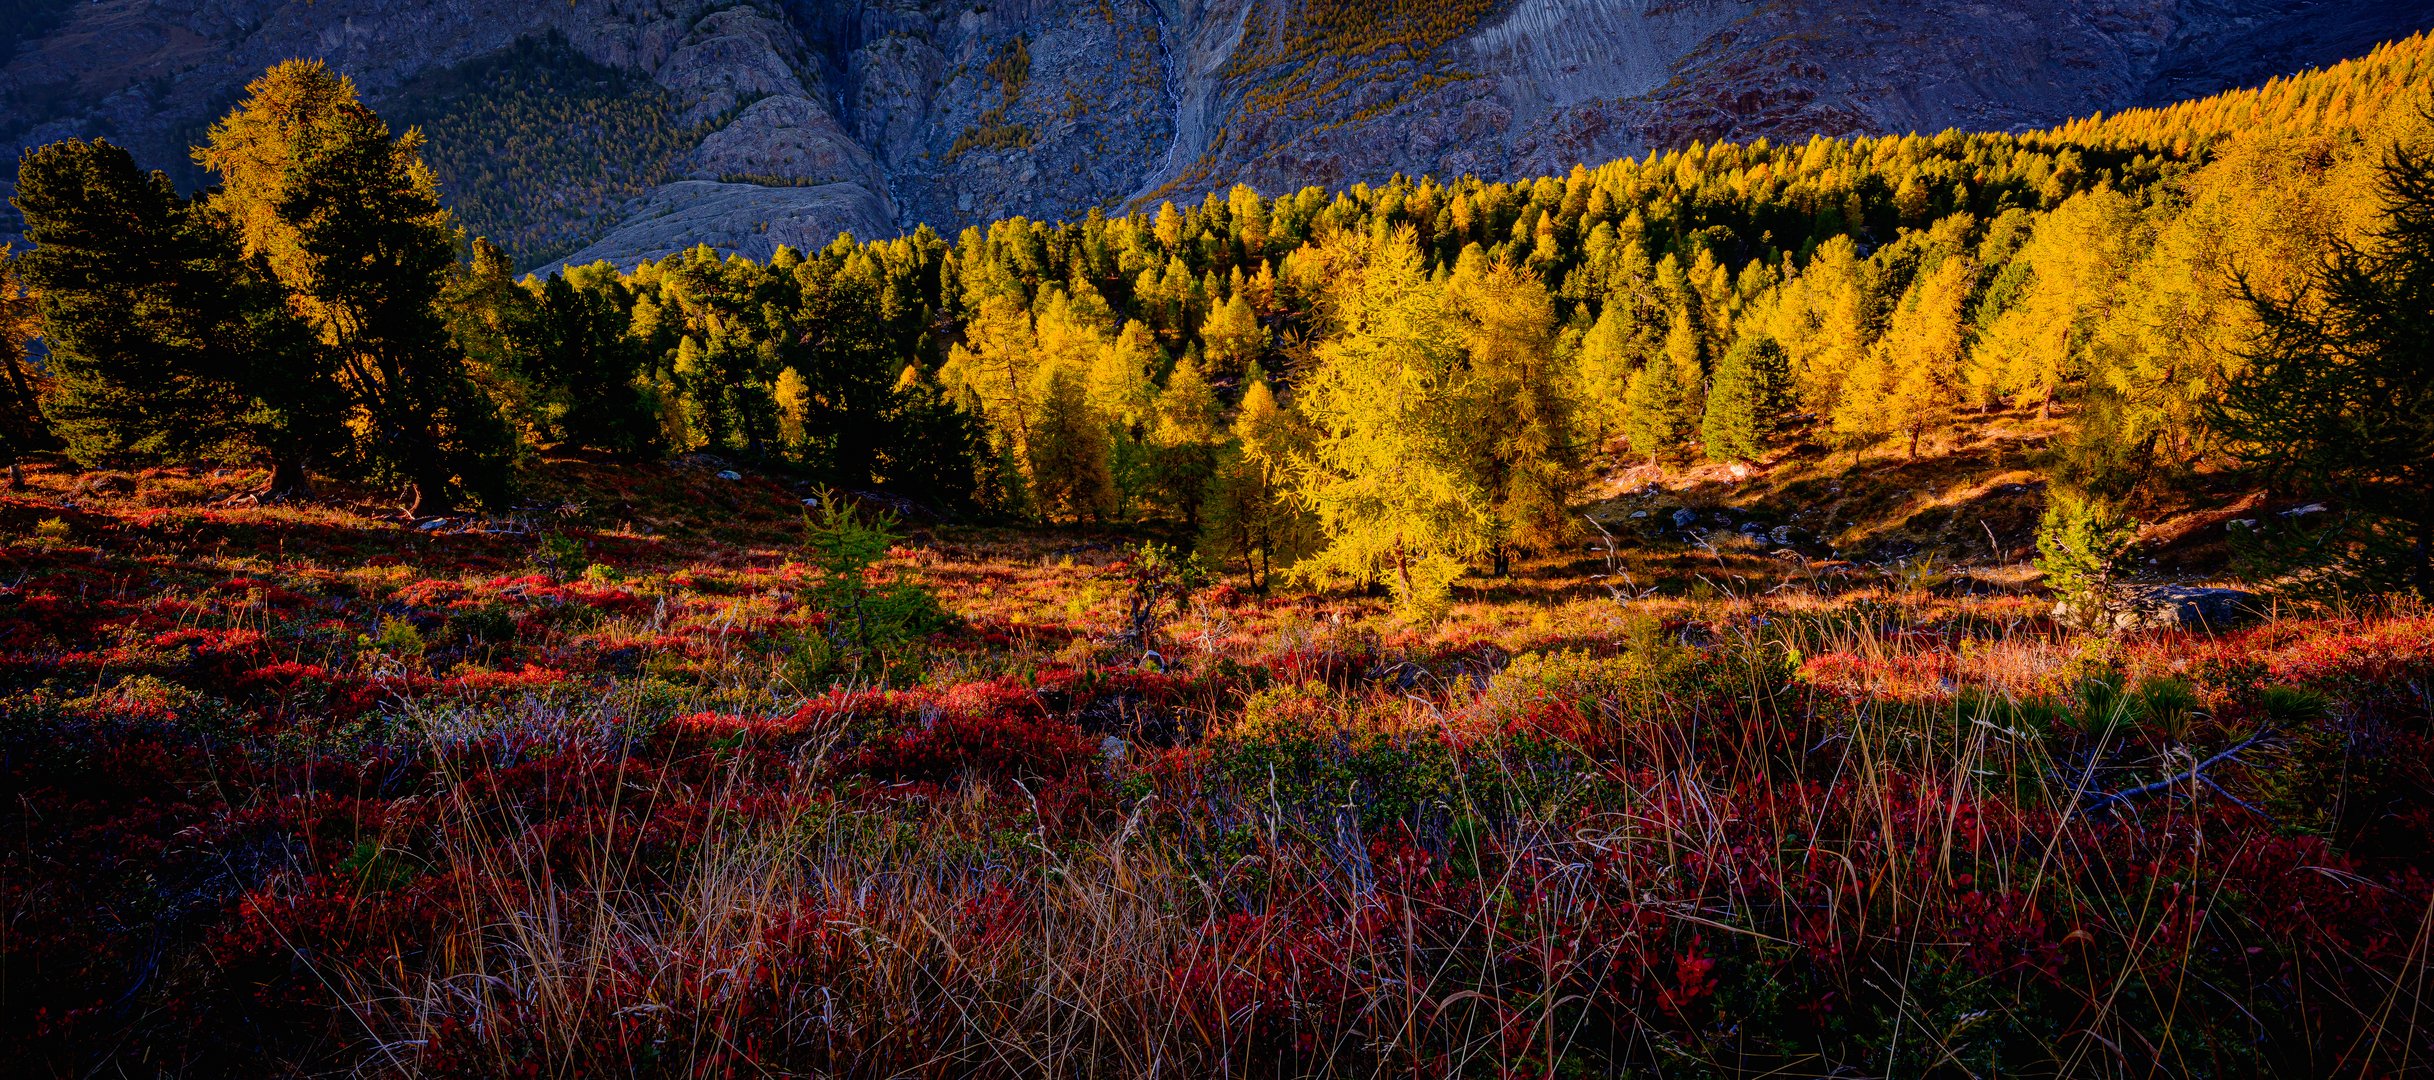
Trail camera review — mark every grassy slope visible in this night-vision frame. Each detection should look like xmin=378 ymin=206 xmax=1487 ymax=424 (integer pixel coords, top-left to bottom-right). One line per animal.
xmin=2 ymin=447 xmax=2428 ymax=1075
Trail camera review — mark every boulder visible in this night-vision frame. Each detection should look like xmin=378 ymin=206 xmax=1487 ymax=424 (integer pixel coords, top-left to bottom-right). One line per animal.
xmin=2055 ymin=585 xmax=2261 ymax=633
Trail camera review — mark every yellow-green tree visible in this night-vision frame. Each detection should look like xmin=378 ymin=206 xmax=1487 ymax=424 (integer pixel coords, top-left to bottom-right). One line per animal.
xmin=1202 ymin=374 xmax=1319 ymax=589
xmin=198 ymin=59 xmax=515 ymax=514
xmin=1200 ymin=292 xmax=1270 ymax=380
xmin=1841 ymin=254 xmax=1975 ymax=457
xmin=1964 ymin=188 xmax=2139 ymax=416
xmin=1025 ymin=360 xmax=1117 ymax=522
xmin=1752 ymin=234 xmax=1874 ymax=418
xmin=1289 ymin=229 xmax=1489 ymax=617
xmin=1148 ymin=355 xmax=1224 ymax=526
xmin=1449 ymin=256 xmax=1580 ymax=572
xmin=939 ymin=293 xmax=1041 ymax=466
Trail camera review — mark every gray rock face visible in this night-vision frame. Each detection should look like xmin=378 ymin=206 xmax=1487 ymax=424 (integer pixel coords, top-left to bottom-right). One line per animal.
xmin=5 ymin=0 xmax=2427 ymax=269
xmin=2055 ymin=586 xmax=2262 ymax=633
xmin=550 ymin=180 xmax=898 ymax=270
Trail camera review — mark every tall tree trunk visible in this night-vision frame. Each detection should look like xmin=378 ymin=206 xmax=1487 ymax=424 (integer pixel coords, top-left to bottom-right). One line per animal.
xmin=401 ymin=423 xmax=456 ymax=518
xmin=405 ymin=471 xmax=456 ymax=519
xmin=260 ymin=457 xmax=312 ymax=500
xmin=2415 ymin=506 xmax=2432 ymax=604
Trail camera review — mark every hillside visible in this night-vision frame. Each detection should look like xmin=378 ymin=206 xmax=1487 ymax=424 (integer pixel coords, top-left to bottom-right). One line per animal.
xmin=4 ymin=0 xmax=2428 ymax=269
xmin=4 ymin=436 xmax=2431 ymax=1076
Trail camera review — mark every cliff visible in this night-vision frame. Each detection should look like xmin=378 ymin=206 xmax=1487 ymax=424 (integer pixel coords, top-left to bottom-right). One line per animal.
xmin=5 ymin=0 xmax=2424 ymax=270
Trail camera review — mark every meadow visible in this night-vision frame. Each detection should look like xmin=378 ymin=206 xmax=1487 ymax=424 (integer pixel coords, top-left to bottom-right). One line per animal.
xmin=2 ymin=454 xmax=2425 ymax=1078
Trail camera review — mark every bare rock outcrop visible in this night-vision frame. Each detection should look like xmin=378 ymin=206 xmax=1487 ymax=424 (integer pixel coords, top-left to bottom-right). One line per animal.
xmin=2055 ymin=585 xmax=2264 ymax=633
xmin=547 ymin=180 xmax=898 ymax=271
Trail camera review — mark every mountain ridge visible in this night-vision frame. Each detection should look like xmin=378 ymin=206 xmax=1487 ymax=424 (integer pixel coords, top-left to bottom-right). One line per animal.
xmin=5 ymin=0 xmax=2428 ymax=270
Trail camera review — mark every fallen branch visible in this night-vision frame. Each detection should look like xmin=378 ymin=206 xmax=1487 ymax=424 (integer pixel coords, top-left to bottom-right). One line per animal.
xmin=2085 ymin=725 xmax=2275 ymax=815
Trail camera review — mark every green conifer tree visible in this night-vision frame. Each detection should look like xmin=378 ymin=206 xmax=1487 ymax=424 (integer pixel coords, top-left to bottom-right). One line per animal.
xmin=884 ymin=367 xmax=992 ymax=510
xmin=197 ymin=60 xmax=515 ymax=514
xmin=1149 ymin=355 xmax=1224 ymax=527
xmin=14 ymin=138 xmax=338 ymax=494
xmin=515 ymin=268 xmax=658 ymax=456
xmin=1622 ymin=348 xmax=1695 ymax=464
xmin=2211 ymin=142 xmax=2434 ymax=599
xmin=1703 ymin=333 xmax=1792 ymax=463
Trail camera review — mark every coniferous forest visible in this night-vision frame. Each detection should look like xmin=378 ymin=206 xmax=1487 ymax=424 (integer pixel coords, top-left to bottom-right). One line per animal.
xmin=1 ymin=31 xmax=2433 ymax=1080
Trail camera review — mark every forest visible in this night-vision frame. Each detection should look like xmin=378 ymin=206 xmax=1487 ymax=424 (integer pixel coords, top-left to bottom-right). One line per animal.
xmin=0 ymin=30 xmax=2429 ymax=1080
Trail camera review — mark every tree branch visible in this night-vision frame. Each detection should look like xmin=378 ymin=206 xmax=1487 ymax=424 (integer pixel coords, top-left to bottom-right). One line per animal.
xmin=2085 ymin=725 xmax=2275 ymax=813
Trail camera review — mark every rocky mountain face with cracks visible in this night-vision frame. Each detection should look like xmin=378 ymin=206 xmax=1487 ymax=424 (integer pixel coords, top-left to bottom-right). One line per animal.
xmin=4 ymin=0 xmax=2426 ymax=271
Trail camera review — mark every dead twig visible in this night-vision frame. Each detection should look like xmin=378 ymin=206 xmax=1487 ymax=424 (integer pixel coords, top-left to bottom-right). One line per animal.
xmin=2085 ymin=725 xmax=2275 ymax=815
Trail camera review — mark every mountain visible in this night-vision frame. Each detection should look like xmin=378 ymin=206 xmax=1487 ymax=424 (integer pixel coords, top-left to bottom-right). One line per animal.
xmin=5 ymin=0 xmax=2427 ymax=271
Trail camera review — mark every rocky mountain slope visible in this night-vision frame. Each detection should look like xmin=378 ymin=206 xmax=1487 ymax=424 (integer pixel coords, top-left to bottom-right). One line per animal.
xmin=5 ymin=0 xmax=2426 ymax=270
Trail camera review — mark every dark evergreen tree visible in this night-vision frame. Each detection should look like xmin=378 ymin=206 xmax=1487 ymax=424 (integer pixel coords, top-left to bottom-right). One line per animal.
xmin=788 ymin=259 xmax=905 ymax=483
xmin=0 ymin=249 xmax=52 ymax=489
xmin=467 ymin=251 xmax=662 ymax=458
xmin=883 ymin=370 xmax=991 ymax=510
xmin=198 ymin=60 xmax=514 ymax=515
xmin=1622 ymin=352 xmax=1696 ymax=464
xmin=2211 ymin=142 xmax=2434 ymax=600
xmin=14 ymin=138 xmax=336 ymax=494
xmin=1703 ymin=333 xmax=1793 ymax=463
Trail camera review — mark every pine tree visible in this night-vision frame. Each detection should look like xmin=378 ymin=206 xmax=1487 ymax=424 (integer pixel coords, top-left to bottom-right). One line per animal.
xmin=14 ymin=137 xmax=337 ymax=493
xmin=788 ymin=260 xmax=908 ymax=482
xmin=1622 ymin=348 xmax=1695 ymax=464
xmin=884 ymin=368 xmax=992 ymax=510
xmin=2210 ymin=142 xmax=2434 ymax=599
xmin=197 ymin=60 xmax=514 ymax=514
xmin=1026 ymin=361 xmax=1117 ymax=522
xmin=1200 ymin=292 xmax=1270 ymax=380
xmin=0 ymin=249 xmax=51 ymax=489
xmin=1703 ymin=333 xmax=1792 ymax=463
xmin=450 ymin=243 xmax=657 ymax=457
xmin=1450 ymin=256 xmax=1580 ymax=573
xmin=1201 ymin=374 xmax=1318 ymax=589
xmin=445 ymin=239 xmax=545 ymax=433
xmin=524 ymin=268 xmax=658 ymax=456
